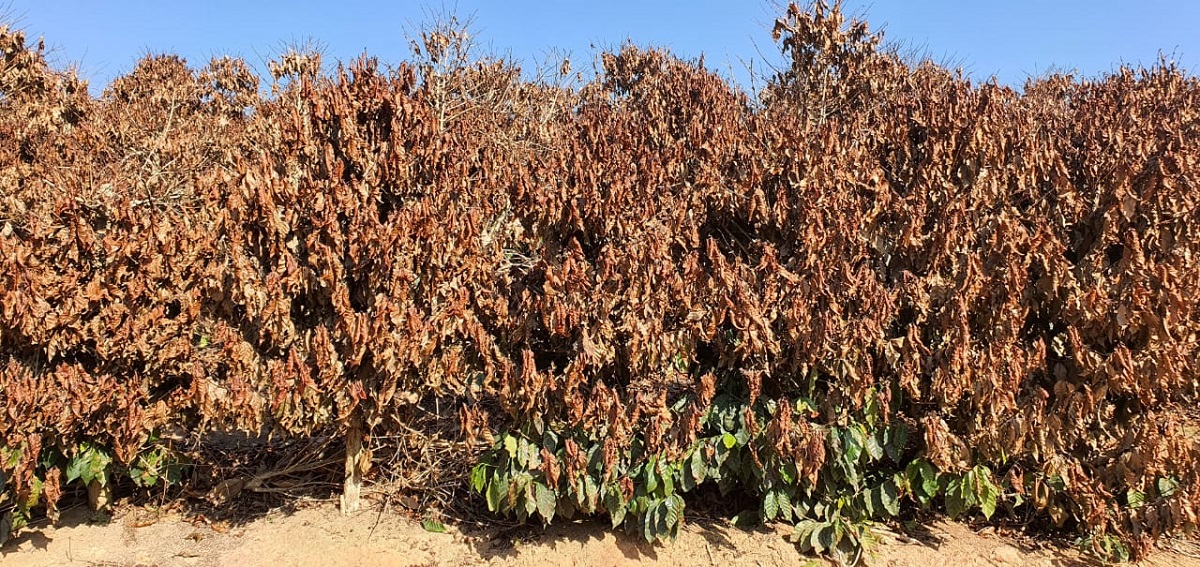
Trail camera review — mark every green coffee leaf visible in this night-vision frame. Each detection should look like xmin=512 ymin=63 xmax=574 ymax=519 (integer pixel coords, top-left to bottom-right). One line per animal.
xmin=780 ymin=461 xmax=797 ymax=485
xmin=885 ymin=425 xmax=908 ymax=462
xmin=486 ymin=471 xmax=505 ymax=512
xmin=660 ymin=461 xmax=675 ymax=496
xmin=777 ymin=489 xmax=794 ymax=522
xmin=841 ymin=428 xmax=862 ymax=465
xmin=864 ymin=430 xmax=885 ymax=461
xmin=907 ymin=459 xmax=938 ymax=499
xmin=535 ymin=482 xmax=556 ymax=522
xmin=642 ymin=503 xmax=658 ymax=543
xmin=880 ymin=478 xmax=900 ymax=517
xmin=1157 ymin=477 xmax=1180 ymax=498
xmin=689 ymin=449 xmax=706 ymax=484
xmin=833 ymin=532 xmax=863 ymax=567
xmin=645 ymin=459 xmax=659 ymax=494
xmin=521 ymin=477 xmax=538 ymax=517
xmin=66 ymin=444 xmax=111 ymax=487
xmin=470 ymin=463 xmax=488 ymax=494
xmin=521 ymin=438 xmax=540 ymax=469
xmin=663 ymin=494 xmax=682 ymax=531
xmin=814 ymin=523 xmax=837 ymax=553
xmin=864 ymin=488 xmax=879 ymax=517
xmin=945 ymin=478 xmax=967 ymax=518
xmin=582 ymin=474 xmax=600 ymax=513
xmin=791 ymin=519 xmax=820 ymax=551
xmin=421 ymin=519 xmax=447 ymax=533
xmin=0 ymin=510 xmax=10 ymax=547
xmin=980 ymin=481 xmax=998 ymax=520
xmin=680 ymin=464 xmax=696 ymax=493
xmin=730 ymin=509 xmax=761 ymax=527
xmin=763 ymin=489 xmax=779 ymax=521
xmin=606 ymin=488 xmax=628 ymax=528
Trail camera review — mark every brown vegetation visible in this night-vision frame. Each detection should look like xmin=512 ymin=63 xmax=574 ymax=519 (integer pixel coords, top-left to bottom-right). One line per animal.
xmin=2 ymin=2 xmax=1197 ymax=560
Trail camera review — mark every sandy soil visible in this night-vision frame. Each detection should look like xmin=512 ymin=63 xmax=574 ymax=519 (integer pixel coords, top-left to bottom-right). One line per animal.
xmin=3 ymin=500 xmax=1199 ymax=567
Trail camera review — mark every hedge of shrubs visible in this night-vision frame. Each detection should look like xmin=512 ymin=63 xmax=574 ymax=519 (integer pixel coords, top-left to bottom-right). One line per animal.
xmin=2 ymin=3 xmax=1197 ymax=561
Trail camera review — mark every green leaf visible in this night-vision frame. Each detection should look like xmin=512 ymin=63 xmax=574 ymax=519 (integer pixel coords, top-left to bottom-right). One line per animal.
xmin=833 ymin=530 xmax=863 ymax=567
xmin=730 ymin=509 xmax=761 ymax=527
xmin=660 ymin=462 xmax=675 ymax=496
xmin=1047 ymin=475 xmax=1066 ymax=491
xmin=880 ymin=478 xmax=900 ymax=517
xmin=557 ymin=494 xmax=577 ymax=520
xmin=864 ymin=392 xmax=880 ymax=427
xmin=885 ymin=425 xmax=908 ymax=462
xmin=532 ymin=415 xmax=545 ymax=436
xmin=470 ymin=463 xmax=488 ymax=494
xmin=541 ymin=430 xmax=560 ymax=452
xmin=67 ymin=445 xmax=112 ymax=487
xmin=4 ymin=446 xmax=22 ymax=469
xmin=131 ymin=467 xmax=153 ymax=487
xmin=763 ymin=489 xmax=779 ymax=521
xmin=66 ymin=454 xmax=88 ymax=484
xmin=921 ymin=463 xmax=938 ymax=495
xmin=523 ymin=481 xmax=538 ymax=517
xmin=841 ymin=428 xmax=862 ymax=465
xmin=645 ymin=459 xmax=659 ymax=494
xmin=535 ymin=482 xmax=556 ymax=523
xmin=892 ymin=470 xmax=909 ymax=495
xmin=1157 ymin=477 xmax=1180 ymax=498
xmin=980 ymin=482 xmax=998 ymax=520
xmin=529 ymin=439 xmax=544 ymax=469
xmin=582 ymin=474 xmax=600 ymax=513
xmin=680 ymin=464 xmax=696 ymax=493
xmin=864 ymin=430 xmax=885 ymax=461
xmin=690 ymin=449 xmax=706 ymax=485
xmin=606 ymin=488 xmax=628 ymax=528
xmin=663 ymin=494 xmax=683 ymax=531
xmin=722 ymin=433 xmax=738 ymax=449
xmin=1 ymin=509 xmax=10 ymax=546
xmin=643 ymin=503 xmax=659 ymax=543
xmin=864 ymin=489 xmax=879 ymax=518
xmin=504 ymin=435 xmax=518 ymax=458
xmin=780 ymin=461 xmax=797 ymax=485
xmin=1126 ymin=489 xmax=1145 ymax=508
xmin=945 ymin=477 xmax=970 ymax=518
xmin=673 ymin=352 xmax=688 ymax=373
xmin=907 ymin=459 xmax=938 ymax=498
xmin=514 ymin=438 xmax=529 ymax=469
xmin=421 ymin=519 xmax=447 ymax=533
xmin=791 ymin=519 xmax=821 ymax=551
xmin=814 ymin=523 xmax=837 ymax=553
xmin=486 ymin=471 xmax=505 ymax=512
xmin=777 ymin=489 xmax=794 ymax=522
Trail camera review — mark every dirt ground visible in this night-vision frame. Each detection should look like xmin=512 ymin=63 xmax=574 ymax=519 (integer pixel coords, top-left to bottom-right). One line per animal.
xmin=3 ymin=499 xmax=1199 ymax=567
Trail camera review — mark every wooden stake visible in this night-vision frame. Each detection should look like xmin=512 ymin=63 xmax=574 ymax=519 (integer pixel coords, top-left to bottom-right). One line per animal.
xmin=340 ymin=412 xmax=364 ymax=515
xmin=87 ymin=479 xmax=111 ymax=511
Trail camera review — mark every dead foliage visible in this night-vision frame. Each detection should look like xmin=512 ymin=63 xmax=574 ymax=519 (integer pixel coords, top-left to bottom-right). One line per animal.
xmin=1 ymin=2 xmax=1197 ymax=557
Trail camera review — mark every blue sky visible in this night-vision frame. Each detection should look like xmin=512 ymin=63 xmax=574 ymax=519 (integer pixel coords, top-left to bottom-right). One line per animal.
xmin=7 ymin=1 xmax=1199 ymax=94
